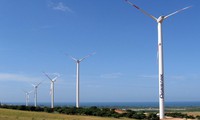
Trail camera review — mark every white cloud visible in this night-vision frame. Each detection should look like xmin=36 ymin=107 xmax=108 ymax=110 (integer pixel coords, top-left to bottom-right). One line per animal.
xmin=0 ymin=73 xmax=42 ymax=82
xmin=48 ymin=1 xmax=73 ymax=13
xmin=139 ymin=75 xmax=157 ymax=79
xmin=167 ymin=75 xmax=186 ymax=81
xmin=139 ymin=74 xmax=195 ymax=81
xmin=100 ymin=72 xmax=123 ymax=79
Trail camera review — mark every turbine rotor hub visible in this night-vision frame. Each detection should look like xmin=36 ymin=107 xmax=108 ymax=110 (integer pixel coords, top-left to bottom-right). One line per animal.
xmin=157 ymin=16 xmax=165 ymax=23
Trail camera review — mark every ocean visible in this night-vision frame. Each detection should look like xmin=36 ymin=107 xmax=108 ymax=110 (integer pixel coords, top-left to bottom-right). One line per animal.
xmin=3 ymin=102 xmax=200 ymax=108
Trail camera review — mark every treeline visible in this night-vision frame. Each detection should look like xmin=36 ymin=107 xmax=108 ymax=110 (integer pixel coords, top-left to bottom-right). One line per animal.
xmin=0 ymin=104 xmax=159 ymax=119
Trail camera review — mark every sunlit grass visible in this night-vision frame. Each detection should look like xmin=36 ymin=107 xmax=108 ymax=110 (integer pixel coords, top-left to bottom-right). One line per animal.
xmin=0 ymin=108 xmax=134 ymax=120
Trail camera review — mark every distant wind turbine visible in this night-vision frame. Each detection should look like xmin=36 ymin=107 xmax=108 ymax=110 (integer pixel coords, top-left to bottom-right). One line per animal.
xmin=32 ymin=82 xmax=42 ymax=107
xmin=43 ymin=72 xmax=60 ymax=108
xmin=67 ymin=52 xmax=95 ymax=108
xmin=23 ymin=90 xmax=33 ymax=106
xmin=125 ymin=0 xmax=191 ymax=119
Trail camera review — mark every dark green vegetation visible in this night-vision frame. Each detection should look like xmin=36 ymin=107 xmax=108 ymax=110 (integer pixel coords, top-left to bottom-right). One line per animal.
xmin=165 ymin=112 xmax=200 ymax=119
xmin=166 ymin=112 xmax=195 ymax=119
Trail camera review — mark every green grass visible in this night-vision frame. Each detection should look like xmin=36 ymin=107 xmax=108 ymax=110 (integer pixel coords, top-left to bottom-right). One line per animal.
xmin=0 ymin=108 xmax=134 ymax=120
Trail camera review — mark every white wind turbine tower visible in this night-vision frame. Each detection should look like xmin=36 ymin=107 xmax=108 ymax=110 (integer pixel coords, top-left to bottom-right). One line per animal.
xmin=67 ymin=52 xmax=95 ymax=108
xmin=32 ymin=82 xmax=42 ymax=107
xmin=125 ymin=0 xmax=191 ymax=119
xmin=43 ymin=72 xmax=60 ymax=109
xmin=23 ymin=90 xmax=33 ymax=106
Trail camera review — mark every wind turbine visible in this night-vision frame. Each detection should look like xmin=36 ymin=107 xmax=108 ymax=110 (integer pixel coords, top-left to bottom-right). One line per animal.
xmin=32 ymin=82 xmax=42 ymax=107
xmin=23 ymin=90 xmax=33 ymax=106
xmin=67 ymin=52 xmax=95 ymax=108
xmin=43 ymin=72 xmax=60 ymax=108
xmin=125 ymin=0 xmax=191 ymax=119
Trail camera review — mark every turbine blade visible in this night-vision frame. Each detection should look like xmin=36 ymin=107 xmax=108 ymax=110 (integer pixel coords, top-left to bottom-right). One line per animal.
xmin=66 ymin=53 xmax=77 ymax=61
xmin=52 ymin=76 xmax=58 ymax=82
xmin=125 ymin=0 xmax=157 ymax=21
xmin=37 ymin=81 xmax=42 ymax=86
xmin=164 ymin=6 xmax=192 ymax=19
xmin=50 ymin=83 xmax=53 ymax=95
xmin=79 ymin=52 xmax=96 ymax=62
xmin=22 ymin=90 xmax=27 ymax=93
xmin=53 ymin=73 xmax=60 ymax=77
xmin=31 ymin=84 xmax=35 ymax=87
xmin=29 ymin=90 xmax=33 ymax=94
xmin=70 ymin=56 xmax=77 ymax=61
xmin=43 ymin=72 xmax=52 ymax=81
xmin=49 ymin=90 xmax=52 ymax=95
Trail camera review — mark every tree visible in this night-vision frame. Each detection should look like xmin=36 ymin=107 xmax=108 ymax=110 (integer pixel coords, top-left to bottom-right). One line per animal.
xmin=147 ymin=113 xmax=159 ymax=120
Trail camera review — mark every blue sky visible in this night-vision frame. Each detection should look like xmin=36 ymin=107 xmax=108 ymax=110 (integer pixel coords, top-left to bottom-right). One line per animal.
xmin=0 ymin=0 xmax=200 ymax=105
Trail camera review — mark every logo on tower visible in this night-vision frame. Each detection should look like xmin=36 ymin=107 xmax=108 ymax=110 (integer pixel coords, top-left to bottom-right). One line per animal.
xmin=160 ymin=74 xmax=164 ymax=99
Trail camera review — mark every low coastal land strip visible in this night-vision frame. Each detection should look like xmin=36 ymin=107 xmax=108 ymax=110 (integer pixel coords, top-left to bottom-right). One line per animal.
xmin=1 ymin=105 xmax=200 ymax=120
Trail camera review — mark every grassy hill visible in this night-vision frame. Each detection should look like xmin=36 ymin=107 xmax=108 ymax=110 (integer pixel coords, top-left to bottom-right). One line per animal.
xmin=0 ymin=108 xmax=134 ymax=120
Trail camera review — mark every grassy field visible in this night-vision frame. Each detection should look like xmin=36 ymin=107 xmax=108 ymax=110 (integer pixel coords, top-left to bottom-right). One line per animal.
xmin=0 ymin=108 xmax=134 ymax=120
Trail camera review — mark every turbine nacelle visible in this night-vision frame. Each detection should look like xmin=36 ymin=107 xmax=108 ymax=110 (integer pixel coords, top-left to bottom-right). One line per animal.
xmin=77 ymin=60 xmax=80 ymax=63
xmin=43 ymin=72 xmax=60 ymax=82
xmin=32 ymin=84 xmax=38 ymax=88
xmin=23 ymin=90 xmax=33 ymax=95
xmin=157 ymin=16 xmax=165 ymax=23
xmin=32 ymin=82 xmax=41 ymax=88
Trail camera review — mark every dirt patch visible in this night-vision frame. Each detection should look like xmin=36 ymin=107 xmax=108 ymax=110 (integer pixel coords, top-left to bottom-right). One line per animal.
xmin=162 ymin=117 xmax=182 ymax=120
xmin=162 ymin=117 xmax=193 ymax=120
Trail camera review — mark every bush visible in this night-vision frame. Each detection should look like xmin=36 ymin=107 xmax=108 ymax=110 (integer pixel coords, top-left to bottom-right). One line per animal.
xmin=64 ymin=107 xmax=76 ymax=115
xmin=165 ymin=112 xmax=196 ymax=119
xmin=132 ymin=113 xmax=146 ymax=119
xmin=196 ymin=115 xmax=200 ymax=120
xmin=17 ymin=105 xmax=27 ymax=110
xmin=44 ymin=107 xmax=53 ymax=113
xmin=30 ymin=106 xmax=36 ymax=111
xmin=147 ymin=113 xmax=159 ymax=120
